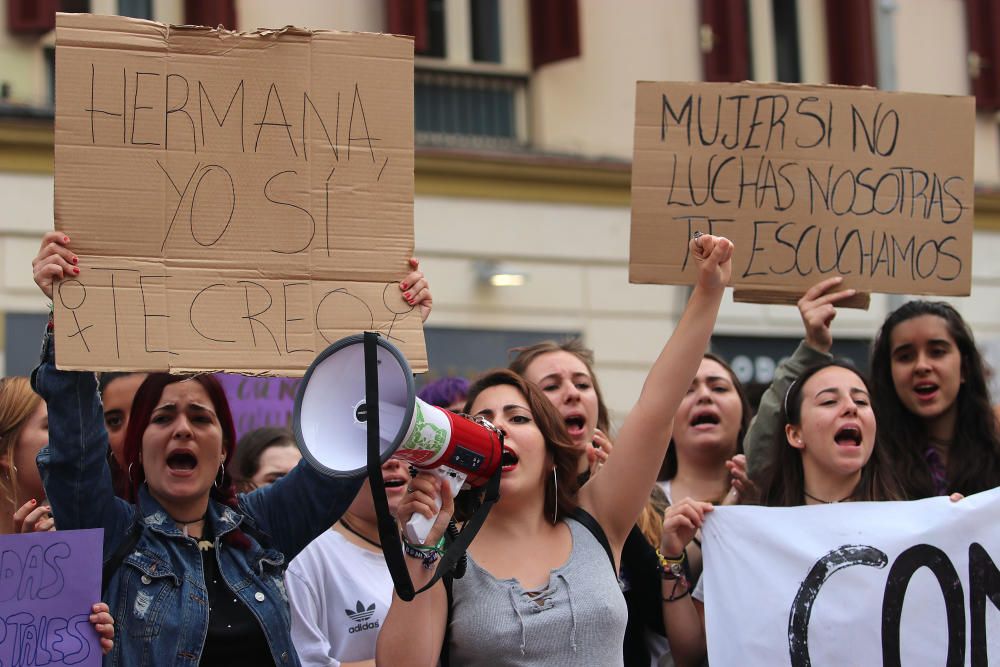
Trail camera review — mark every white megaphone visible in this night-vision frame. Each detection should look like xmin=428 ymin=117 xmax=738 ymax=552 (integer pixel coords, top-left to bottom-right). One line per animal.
xmin=293 ymin=334 xmax=504 ymax=543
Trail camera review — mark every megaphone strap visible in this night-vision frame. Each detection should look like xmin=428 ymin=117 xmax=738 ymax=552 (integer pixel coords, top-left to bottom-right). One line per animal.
xmin=361 ymin=332 xmax=500 ymax=602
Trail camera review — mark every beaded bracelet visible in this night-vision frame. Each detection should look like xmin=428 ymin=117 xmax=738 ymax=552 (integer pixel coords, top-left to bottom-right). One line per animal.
xmin=402 ymin=536 xmax=446 ymax=569
xmin=655 ymin=548 xmax=686 ymax=580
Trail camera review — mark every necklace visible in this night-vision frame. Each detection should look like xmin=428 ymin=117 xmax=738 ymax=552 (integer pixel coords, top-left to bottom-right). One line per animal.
xmin=340 ymin=518 xmax=381 ymax=550
xmin=172 ymin=515 xmax=206 ymax=538
xmin=803 ymin=490 xmax=853 ymax=504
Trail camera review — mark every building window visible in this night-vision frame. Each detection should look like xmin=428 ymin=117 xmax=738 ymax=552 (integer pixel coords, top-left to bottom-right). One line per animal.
xmin=390 ymin=0 xmax=531 ymax=148
xmin=118 ymin=0 xmax=153 ymax=20
xmin=45 ymin=46 xmax=55 ymax=107
xmin=415 ymin=69 xmax=527 ymax=148
xmin=772 ymin=0 xmax=801 ymax=82
xmin=470 ymin=0 xmax=501 ymax=63
xmin=60 ymin=0 xmax=90 ymax=13
xmin=707 ymin=0 xmax=870 ymax=85
xmin=420 ymin=0 xmax=447 ymax=58
xmin=420 ymin=326 xmax=579 ymax=388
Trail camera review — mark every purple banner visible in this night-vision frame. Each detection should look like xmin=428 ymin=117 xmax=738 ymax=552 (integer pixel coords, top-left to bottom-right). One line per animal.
xmin=216 ymin=374 xmax=302 ymax=441
xmin=0 ymin=528 xmax=102 ymax=666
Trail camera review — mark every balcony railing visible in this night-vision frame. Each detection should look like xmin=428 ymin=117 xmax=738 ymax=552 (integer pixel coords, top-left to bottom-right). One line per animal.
xmin=415 ymin=67 xmax=528 ymax=149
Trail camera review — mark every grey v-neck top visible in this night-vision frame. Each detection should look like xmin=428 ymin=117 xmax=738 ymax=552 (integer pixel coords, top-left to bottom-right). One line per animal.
xmin=447 ymin=517 xmax=628 ymax=666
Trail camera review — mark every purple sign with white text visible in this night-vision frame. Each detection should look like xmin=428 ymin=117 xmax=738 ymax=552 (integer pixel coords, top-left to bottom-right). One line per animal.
xmin=216 ymin=374 xmax=302 ymax=441
xmin=0 ymin=528 xmax=103 ymax=666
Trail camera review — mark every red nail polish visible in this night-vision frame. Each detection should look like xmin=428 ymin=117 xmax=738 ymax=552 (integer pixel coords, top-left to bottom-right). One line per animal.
xmin=72 ymin=256 xmax=78 ymax=264
xmin=63 ymin=236 xmax=69 ymax=243
xmin=401 ymin=282 xmax=408 ymax=290
xmin=403 ymin=292 xmax=411 ymax=300
xmin=73 ymin=267 xmax=80 ymax=274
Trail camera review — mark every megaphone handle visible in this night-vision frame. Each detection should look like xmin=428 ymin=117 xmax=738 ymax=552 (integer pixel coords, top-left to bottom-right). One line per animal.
xmin=405 ymin=467 xmax=467 ymax=545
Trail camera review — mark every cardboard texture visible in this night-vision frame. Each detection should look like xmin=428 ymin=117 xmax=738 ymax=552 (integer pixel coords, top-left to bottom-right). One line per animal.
xmin=54 ymin=13 xmax=425 ymax=374
xmin=631 ymin=81 xmax=975 ymax=305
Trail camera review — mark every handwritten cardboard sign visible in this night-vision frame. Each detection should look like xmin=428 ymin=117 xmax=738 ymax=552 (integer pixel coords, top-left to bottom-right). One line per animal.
xmin=0 ymin=528 xmax=103 ymax=666
xmin=702 ymin=490 xmax=1000 ymax=665
xmin=630 ymin=81 xmax=975 ymax=304
xmin=53 ymin=13 xmax=425 ymax=374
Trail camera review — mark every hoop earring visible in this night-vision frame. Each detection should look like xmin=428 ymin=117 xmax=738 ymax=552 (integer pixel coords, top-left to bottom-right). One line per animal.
xmin=214 ymin=463 xmax=225 ymax=489
xmin=551 ymin=467 xmax=558 ymax=525
xmin=127 ymin=462 xmax=134 ymax=480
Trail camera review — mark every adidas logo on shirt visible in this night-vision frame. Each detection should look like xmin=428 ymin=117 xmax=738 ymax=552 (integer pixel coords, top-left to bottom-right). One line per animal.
xmin=345 ymin=600 xmax=380 ymax=633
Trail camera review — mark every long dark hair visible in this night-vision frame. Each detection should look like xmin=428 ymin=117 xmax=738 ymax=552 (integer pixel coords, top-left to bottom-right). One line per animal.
xmin=870 ymin=300 xmax=1000 ymax=497
xmin=457 ymin=369 xmax=580 ymax=522
xmin=122 ymin=374 xmax=242 ymax=516
xmin=756 ymin=360 xmax=903 ymax=507
xmin=658 ymin=353 xmax=751 ymax=485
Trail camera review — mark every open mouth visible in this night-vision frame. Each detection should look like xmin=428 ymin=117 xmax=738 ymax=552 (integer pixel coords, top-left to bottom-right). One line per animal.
xmin=564 ymin=415 xmax=586 ymax=436
xmin=690 ymin=412 xmax=720 ymax=428
xmin=501 ymin=448 xmax=519 ymax=472
xmin=166 ymin=450 xmax=198 ymax=471
xmin=834 ymin=426 xmax=862 ymax=447
xmin=914 ymin=383 xmax=939 ymax=398
xmin=384 ymin=477 xmax=407 ymax=489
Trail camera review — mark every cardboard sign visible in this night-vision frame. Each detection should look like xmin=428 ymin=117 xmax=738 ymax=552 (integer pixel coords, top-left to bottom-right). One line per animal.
xmin=53 ymin=14 xmax=425 ymax=374
xmin=702 ymin=490 xmax=1000 ymax=665
xmin=631 ymin=82 xmax=975 ymax=303
xmin=0 ymin=528 xmax=103 ymax=666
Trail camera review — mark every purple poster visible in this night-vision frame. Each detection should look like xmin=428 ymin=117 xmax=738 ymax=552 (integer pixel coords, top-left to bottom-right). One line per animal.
xmin=0 ymin=528 xmax=103 ymax=666
xmin=216 ymin=374 xmax=302 ymax=440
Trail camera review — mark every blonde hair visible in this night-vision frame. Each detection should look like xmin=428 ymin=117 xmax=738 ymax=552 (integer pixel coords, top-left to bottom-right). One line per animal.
xmin=636 ymin=484 xmax=669 ymax=547
xmin=0 ymin=377 xmax=42 ymax=509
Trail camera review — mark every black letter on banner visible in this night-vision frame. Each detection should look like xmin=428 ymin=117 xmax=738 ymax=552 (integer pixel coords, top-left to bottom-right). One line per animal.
xmin=189 ymin=165 xmax=236 ymax=247
xmin=85 ymin=65 xmax=125 ymax=145
xmin=969 ymin=542 xmax=1000 ymax=667
xmin=788 ymin=544 xmax=888 ymax=667
xmin=881 ymin=544 xmax=965 ymax=667
xmin=661 ymin=94 xmax=693 ymax=144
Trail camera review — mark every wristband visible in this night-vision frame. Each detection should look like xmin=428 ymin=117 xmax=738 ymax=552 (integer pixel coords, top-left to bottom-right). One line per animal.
xmin=402 ymin=535 xmax=446 ymax=569
xmin=655 ymin=548 xmax=686 ymax=580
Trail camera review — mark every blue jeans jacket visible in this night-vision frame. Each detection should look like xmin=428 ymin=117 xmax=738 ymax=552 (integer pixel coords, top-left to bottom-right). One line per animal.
xmin=32 ymin=335 xmax=363 ymax=666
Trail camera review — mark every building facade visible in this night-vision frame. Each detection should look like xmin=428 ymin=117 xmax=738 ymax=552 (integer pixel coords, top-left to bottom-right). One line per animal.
xmin=2 ymin=0 xmax=1000 ymax=420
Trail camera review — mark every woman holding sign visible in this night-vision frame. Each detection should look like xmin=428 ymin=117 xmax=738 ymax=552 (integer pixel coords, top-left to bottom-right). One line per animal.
xmin=743 ymin=277 xmax=1000 ymax=499
xmin=30 ymin=231 xmax=432 ymax=667
xmin=377 ymin=234 xmax=733 ymax=666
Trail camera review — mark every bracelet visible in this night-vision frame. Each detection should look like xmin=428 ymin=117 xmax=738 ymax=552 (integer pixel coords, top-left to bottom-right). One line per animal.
xmin=402 ymin=535 xmax=446 ymax=569
xmin=663 ymin=580 xmax=692 ymax=602
xmin=402 ymin=535 xmax=446 ymax=554
xmin=655 ymin=548 xmax=686 ymax=580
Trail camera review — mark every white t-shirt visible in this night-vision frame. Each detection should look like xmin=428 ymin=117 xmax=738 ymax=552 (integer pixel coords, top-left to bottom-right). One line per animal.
xmin=286 ymin=528 xmax=393 ymax=666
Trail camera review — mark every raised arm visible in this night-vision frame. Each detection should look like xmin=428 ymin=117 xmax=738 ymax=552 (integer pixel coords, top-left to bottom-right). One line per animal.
xmin=30 ymin=232 xmax=132 ymax=555
xmin=238 ymin=461 xmax=362 ymax=559
xmin=743 ymin=277 xmax=853 ymax=480
xmin=579 ymin=235 xmax=732 ymax=549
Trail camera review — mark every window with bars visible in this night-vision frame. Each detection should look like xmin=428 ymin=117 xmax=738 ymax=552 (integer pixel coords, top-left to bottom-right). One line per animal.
xmin=388 ymin=0 xmax=579 ymax=148
xmin=415 ymin=68 xmax=527 ymax=148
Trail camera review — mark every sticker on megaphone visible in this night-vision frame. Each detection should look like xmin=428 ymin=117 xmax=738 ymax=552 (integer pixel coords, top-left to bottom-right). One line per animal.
xmin=392 ymin=404 xmax=503 ymax=543
xmin=294 ymin=335 xmax=505 ymax=543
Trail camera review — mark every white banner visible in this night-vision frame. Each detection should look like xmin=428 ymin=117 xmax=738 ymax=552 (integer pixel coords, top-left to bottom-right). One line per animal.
xmin=702 ymin=488 xmax=1000 ymax=666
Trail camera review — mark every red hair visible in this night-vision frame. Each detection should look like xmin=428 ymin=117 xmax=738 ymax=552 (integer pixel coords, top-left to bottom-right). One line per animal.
xmin=121 ymin=374 xmax=245 ymax=544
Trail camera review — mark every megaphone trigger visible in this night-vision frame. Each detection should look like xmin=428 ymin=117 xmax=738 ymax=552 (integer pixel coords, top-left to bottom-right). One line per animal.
xmin=404 ymin=466 xmax=467 ymax=544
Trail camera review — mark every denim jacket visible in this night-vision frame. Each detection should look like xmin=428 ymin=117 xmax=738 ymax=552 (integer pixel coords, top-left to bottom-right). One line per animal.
xmin=32 ymin=335 xmax=363 ymax=666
